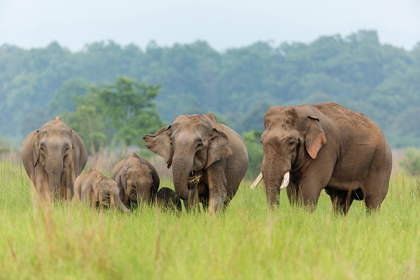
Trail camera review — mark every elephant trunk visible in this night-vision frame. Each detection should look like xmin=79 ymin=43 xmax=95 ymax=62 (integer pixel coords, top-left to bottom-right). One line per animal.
xmin=262 ymin=158 xmax=291 ymax=209
xmin=46 ymin=162 xmax=63 ymax=198
xmin=172 ymin=155 xmax=197 ymax=201
xmin=136 ymin=182 xmax=152 ymax=204
xmin=112 ymin=192 xmax=131 ymax=213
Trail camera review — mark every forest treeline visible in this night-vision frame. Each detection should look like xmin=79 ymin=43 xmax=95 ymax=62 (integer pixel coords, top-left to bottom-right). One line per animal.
xmin=1 ymin=30 xmax=420 ymax=148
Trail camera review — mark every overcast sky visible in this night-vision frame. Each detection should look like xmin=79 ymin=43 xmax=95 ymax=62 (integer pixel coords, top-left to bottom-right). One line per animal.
xmin=1 ymin=0 xmax=419 ymax=51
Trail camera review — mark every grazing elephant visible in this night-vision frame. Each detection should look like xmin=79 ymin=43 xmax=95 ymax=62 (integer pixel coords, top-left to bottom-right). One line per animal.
xmin=155 ymin=187 xmax=182 ymax=212
xmin=111 ymin=152 xmax=160 ymax=208
xmin=251 ymin=102 xmax=392 ymax=214
xmin=144 ymin=113 xmax=249 ymax=213
xmin=74 ymin=169 xmax=130 ymax=212
xmin=21 ymin=116 xmax=88 ymax=199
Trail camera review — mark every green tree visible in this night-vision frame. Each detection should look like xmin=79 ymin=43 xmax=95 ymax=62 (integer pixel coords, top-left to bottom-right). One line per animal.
xmin=62 ymin=76 xmax=163 ymax=154
xmin=19 ymin=109 xmax=51 ymax=137
xmin=92 ymin=76 xmax=164 ymax=149
xmin=49 ymin=78 xmax=90 ymax=117
xmin=243 ymin=130 xmax=263 ymax=177
xmin=399 ymin=146 xmax=420 ymax=176
xmin=64 ymin=104 xmax=106 ymax=155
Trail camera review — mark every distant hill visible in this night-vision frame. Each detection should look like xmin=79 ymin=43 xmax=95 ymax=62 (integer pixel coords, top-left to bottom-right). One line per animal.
xmin=1 ymin=30 xmax=419 ymax=147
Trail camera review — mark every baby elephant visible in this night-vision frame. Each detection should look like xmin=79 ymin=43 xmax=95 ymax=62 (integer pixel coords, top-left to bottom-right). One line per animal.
xmin=155 ymin=187 xmax=182 ymax=212
xmin=74 ymin=169 xmax=130 ymax=213
xmin=112 ymin=152 xmax=160 ymax=209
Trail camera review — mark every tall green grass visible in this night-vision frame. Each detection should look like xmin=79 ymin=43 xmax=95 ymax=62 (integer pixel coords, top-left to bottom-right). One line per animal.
xmin=1 ymin=160 xmax=419 ymax=279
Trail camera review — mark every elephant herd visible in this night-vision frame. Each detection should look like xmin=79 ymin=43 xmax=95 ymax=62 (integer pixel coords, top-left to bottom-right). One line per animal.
xmin=21 ymin=102 xmax=393 ymax=214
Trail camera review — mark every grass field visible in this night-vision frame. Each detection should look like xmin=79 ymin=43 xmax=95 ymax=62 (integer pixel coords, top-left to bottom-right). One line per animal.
xmin=1 ymin=160 xmax=420 ymax=280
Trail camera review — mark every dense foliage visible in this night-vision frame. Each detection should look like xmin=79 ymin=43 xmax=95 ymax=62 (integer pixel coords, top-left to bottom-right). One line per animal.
xmin=1 ymin=30 xmax=419 ymax=148
xmin=243 ymin=130 xmax=263 ymax=178
xmin=399 ymin=146 xmax=420 ymax=176
xmin=62 ymin=77 xmax=164 ymax=154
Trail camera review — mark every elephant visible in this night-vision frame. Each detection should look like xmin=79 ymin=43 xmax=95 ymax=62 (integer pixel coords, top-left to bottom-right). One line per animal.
xmin=154 ymin=187 xmax=182 ymax=212
xmin=251 ymin=102 xmax=392 ymax=214
xmin=111 ymin=152 xmax=160 ymax=209
xmin=21 ymin=116 xmax=88 ymax=199
xmin=144 ymin=113 xmax=249 ymax=213
xmin=74 ymin=169 xmax=130 ymax=212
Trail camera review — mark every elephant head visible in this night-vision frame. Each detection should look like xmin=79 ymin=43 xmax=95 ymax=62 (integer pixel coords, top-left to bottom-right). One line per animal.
xmin=122 ymin=164 xmax=154 ymax=205
xmin=33 ymin=117 xmax=75 ymax=196
xmin=155 ymin=187 xmax=182 ymax=212
xmin=251 ymin=106 xmax=327 ymax=207
xmin=144 ymin=114 xmax=233 ymax=201
xmin=95 ymin=178 xmax=131 ymax=213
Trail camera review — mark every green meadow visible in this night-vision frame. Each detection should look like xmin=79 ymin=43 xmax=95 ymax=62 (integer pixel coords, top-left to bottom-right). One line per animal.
xmin=1 ymin=160 xmax=419 ymax=280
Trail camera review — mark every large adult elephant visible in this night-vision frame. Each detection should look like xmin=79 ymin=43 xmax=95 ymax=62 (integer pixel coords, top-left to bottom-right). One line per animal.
xmin=21 ymin=116 xmax=88 ymax=199
xmin=144 ymin=113 xmax=249 ymax=213
xmin=251 ymin=102 xmax=392 ymax=214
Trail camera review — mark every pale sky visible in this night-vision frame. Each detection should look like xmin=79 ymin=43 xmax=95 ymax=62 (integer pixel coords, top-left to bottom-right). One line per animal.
xmin=0 ymin=0 xmax=419 ymax=51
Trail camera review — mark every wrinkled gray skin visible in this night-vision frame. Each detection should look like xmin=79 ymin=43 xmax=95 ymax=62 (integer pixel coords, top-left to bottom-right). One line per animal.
xmin=257 ymin=102 xmax=392 ymax=214
xmin=111 ymin=152 xmax=160 ymax=209
xmin=74 ymin=169 xmax=130 ymax=212
xmin=144 ymin=113 xmax=249 ymax=213
xmin=21 ymin=117 xmax=88 ymax=199
xmin=155 ymin=187 xmax=182 ymax=212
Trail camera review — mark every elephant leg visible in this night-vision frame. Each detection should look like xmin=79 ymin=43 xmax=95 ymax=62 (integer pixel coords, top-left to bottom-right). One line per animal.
xmin=362 ymin=146 xmax=391 ymax=213
xmin=200 ymin=196 xmax=209 ymax=211
xmin=326 ymin=188 xmax=354 ymax=215
xmin=207 ymin=162 xmax=227 ymax=213
xmin=197 ymin=183 xmax=209 ymax=211
xmin=364 ymin=187 xmax=385 ymax=213
xmin=36 ymin=171 xmax=49 ymax=200
xmin=297 ymin=158 xmax=335 ymax=211
xmin=61 ymin=171 xmax=72 ymax=200
xmin=183 ymin=196 xmax=199 ymax=212
xmin=363 ymin=169 xmax=390 ymax=213
xmin=298 ymin=173 xmax=330 ymax=211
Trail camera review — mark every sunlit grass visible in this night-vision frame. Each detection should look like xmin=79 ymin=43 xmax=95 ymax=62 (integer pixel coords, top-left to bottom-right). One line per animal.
xmin=1 ymin=161 xmax=419 ymax=279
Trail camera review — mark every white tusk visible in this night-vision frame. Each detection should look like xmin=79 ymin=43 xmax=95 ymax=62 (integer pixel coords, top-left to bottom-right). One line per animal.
xmin=250 ymin=173 xmax=263 ymax=189
xmin=279 ymin=172 xmax=290 ymax=189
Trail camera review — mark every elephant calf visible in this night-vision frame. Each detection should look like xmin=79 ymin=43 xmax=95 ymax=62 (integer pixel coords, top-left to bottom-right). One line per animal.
xmin=154 ymin=187 xmax=182 ymax=212
xmin=111 ymin=152 xmax=160 ymax=209
xmin=74 ymin=169 xmax=130 ymax=212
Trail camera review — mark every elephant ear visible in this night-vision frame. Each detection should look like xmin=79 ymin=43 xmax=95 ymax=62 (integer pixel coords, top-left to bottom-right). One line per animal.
xmin=305 ymin=116 xmax=327 ymax=159
xmin=33 ymin=130 xmax=40 ymax=167
xmin=143 ymin=125 xmax=173 ymax=168
xmin=206 ymin=129 xmax=233 ymax=169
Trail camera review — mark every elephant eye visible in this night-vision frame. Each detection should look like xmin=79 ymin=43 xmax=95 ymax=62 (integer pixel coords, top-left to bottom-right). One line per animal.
xmin=289 ymin=139 xmax=295 ymax=146
xmin=197 ymin=141 xmax=202 ymax=148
